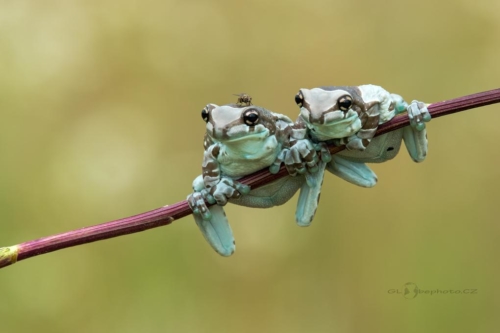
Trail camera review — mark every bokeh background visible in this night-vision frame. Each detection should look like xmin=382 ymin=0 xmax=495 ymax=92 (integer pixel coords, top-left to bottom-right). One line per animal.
xmin=1 ymin=1 xmax=500 ymax=332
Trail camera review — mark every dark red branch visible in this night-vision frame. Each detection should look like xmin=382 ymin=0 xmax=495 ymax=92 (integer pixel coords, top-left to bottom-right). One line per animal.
xmin=1 ymin=88 xmax=499 ymax=269
xmin=378 ymin=88 xmax=500 ymax=135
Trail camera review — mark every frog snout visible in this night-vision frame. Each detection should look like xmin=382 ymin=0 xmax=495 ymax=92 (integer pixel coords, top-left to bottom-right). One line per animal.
xmin=308 ymin=116 xmax=325 ymax=126
xmin=211 ymin=126 xmax=227 ymax=140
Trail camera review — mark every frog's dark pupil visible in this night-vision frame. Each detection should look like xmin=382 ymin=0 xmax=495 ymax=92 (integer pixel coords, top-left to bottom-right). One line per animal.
xmin=338 ymin=96 xmax=352 ymax=111
xmin=387 ymin=147 xmax=394 ymax=151
xmin=201 ymin=109 xmax=209 ymax=123
xmin=294 ymin=93 xmax=303 ymax=106
xmin=243 ymin=111 xmax=259 ymax=125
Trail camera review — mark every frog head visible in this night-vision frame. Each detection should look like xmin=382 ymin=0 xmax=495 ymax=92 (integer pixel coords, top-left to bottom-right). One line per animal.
xmin=200 ymin=103 xmax=292 ymax=156
xmin=295 ymin=87 xmax=365 ymax=141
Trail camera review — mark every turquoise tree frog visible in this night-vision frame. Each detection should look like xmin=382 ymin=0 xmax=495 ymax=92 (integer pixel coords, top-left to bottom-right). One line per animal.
xmin=187 ymin=101 xmax=322 ymax=256
xmin=294 ymin=85 xmax=431 ymax=187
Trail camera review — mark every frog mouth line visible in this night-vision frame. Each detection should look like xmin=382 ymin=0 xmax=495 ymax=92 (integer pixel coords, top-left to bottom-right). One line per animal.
xmin=209 ymin=128 xmax=269 ymax=143
xmin=310 ymin=114 xmax=360 ymax=139
xmin=312 ymin=113 xmax=357 ymax=129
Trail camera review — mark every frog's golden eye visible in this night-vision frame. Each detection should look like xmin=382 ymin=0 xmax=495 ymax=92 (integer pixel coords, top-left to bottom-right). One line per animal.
xmin=294 ymin=92 xmax=304 ymax=107
xmin=201 ymin=107 xmax=209 ymax=123
xmin=243 ymin=109 xmax=259 ymax=126
xmin=338 ymin=95 xmax=352 ymax=111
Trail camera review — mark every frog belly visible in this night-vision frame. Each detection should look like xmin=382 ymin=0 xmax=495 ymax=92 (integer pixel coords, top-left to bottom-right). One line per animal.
xmin=337 ymin=131 xmax=404 ymax=163
xmin=230 ymin=176 xmax=304 ymax=208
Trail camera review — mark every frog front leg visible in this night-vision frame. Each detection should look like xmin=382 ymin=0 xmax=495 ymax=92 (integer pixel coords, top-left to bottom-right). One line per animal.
xmin=338 ymin=102 xmax=381 ymax=151
xmin=316 ymin=141 xmax=378 ymax=188
xmin=402 ymin=100 xmax=431 ymax=162
xmin=188 ymin=144 xmax=249 ymax=257
xmin=202 ymin=143 xmax=251 ymax=204
xmin=325 ymin=155 xmax=378 ymax=188
xmin=270 ymin=126 xmax=319 ymax=177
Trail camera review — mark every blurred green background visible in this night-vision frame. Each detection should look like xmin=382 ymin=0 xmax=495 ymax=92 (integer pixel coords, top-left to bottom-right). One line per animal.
xmin=1 ymin=1 xmax=500 ymax=332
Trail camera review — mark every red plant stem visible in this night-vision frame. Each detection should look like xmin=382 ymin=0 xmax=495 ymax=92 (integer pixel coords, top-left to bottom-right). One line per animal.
xmin=1 ymin=88 xmax=499 ymax=269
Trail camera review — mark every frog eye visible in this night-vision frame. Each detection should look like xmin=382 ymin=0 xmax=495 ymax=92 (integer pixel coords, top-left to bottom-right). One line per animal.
xmin=201 ymin=107 xmax=209 ymax=123
xmin=338 ymin=95 xmax=352 ymax=111
xmin=243 ymin=109 xmax=259 ymax=126
xmin=294 ymin=92 xmax=304 ymax=107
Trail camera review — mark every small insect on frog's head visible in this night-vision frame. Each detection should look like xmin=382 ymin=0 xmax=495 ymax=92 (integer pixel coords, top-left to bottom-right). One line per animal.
xmin=295 ymin=87 xmax=364 ymax=141
xmin=200 ymin=103 xmax=284 ymax=144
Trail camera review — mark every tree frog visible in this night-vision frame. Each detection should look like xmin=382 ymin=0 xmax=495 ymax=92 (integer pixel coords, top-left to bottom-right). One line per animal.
xmin=294 ymin=85 xmax=431 ymax=187
xmin=187 ymin=101 xmax=322 ymax=256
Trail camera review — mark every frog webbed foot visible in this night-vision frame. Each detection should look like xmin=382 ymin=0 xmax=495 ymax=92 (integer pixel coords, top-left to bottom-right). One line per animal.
xmin=270 ymin=139 xmax=319 ymax=176
xmin=210 ymin=177 xmax=251 ymax=206
xmin=407 ymin=100 xmax=431 ymax=131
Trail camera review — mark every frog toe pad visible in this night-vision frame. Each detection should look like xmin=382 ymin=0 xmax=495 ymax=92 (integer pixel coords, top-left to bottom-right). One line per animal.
xmin=407 ymin=100 xmax=431 ymax=131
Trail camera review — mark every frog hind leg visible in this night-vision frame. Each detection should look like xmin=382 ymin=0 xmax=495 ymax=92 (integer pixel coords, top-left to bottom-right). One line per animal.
xmin=190 ymin=175 xmax=235 ymax=256
xmin=326 ymin=155 xmax=378 ymax=188
xmin=295 ymin=160 xmax=327 ymax=227
xmin=402 ymin=126 xmax=428 ymax=162
xmin=193 ymin=205 xmax=235 ymax=257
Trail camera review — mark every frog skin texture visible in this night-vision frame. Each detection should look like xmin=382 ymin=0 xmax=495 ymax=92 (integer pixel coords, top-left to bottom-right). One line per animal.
xmin=187 ymin=103 xmax=322 ymax=256
xmin=294 ymin=84 xmax=431 ymax=188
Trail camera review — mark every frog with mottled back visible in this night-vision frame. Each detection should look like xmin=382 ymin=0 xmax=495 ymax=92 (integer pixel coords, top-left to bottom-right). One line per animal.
xmin=187 ymin=99 xmax=322 ymax=256
xmin=294 ymin=85 xmax=431 ymax=187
